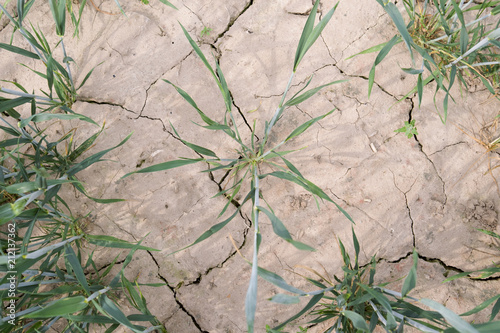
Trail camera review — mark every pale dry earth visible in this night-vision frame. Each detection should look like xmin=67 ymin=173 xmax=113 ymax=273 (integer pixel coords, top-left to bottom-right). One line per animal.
xmin=1 ymin=0 xmax=500 ymax=332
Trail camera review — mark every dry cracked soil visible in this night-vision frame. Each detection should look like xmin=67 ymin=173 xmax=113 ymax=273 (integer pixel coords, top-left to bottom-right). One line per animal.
xmin=1 ymin=0 xmax=500 ymax=332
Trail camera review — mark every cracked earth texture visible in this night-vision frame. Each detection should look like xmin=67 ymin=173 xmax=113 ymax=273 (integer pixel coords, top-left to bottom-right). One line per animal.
xmin=1 ymin=0 xmax=500 ymax=332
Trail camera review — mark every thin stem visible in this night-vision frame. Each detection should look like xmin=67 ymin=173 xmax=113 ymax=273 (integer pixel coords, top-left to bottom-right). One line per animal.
xmin=60 ymin=38 xmax=74 ymax=90
xmin=0 ymin=88 xmax=56 ymax=102
xmin=264 ymin=71 xmax=295 ymax=140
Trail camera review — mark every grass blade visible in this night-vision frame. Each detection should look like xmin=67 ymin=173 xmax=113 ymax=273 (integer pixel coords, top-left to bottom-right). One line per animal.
xmin=377 ymin=0 xmax=414 ymax=62
xmin=68 ymin=132 xmax=132 ymax=177
xmin=167 ymin=209 xmax=240 ymax=256
xmin=273 ymin=293 xmax=324 ymax=330
xmin=170 ymin=122 xmax=218 ymax=158
xmin=294 ymin=1 xmax=339 ymax=71
xmin=122 ymin=158 xmax=203 ymax=178
xmin=86 ymin=235 xmax=159 ymax=251
xmin=343 ymin=310 xmax=370 ymax=332
xmin=285 ymin=109 xmax=335 ymax=142
xmin=401 ymin=249 xmax=418 ymax=297
xmin=369 ymin=35 xmax=400 ymax=98
xmin=0 ymin=96 xmax=32 ymax=114
xmin=258 ymin=206 xmax=315 ymax=251
xmin=64 ymin=245 xmax=90 ymax=295
xmin=23 ymin=296 xmax=87 ymax=318
xmin=419 ymin=298 xmax=479 ymax=333
xmin=0 ymin=42 xmax=39 ymax=59
xmin=284 ymin=80 xmax=347 ymax=107
xmin=19 ymin=112 xmax=98 ymax=128
xmin=159 ymin=0 xmax=177 ymax=9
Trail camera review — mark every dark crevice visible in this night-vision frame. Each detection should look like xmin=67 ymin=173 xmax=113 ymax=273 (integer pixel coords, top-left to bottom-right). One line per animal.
xmin=429 ymin=141 xmax=468 ymax=156
xmin=369 ymin=251 xmax=500 ymax=282
xmin=409 ymin=97 xmax=448 ymax=206
xmin=184 ymin=222 xmax=250 ymax=287
xmin=147 ymin=251 xmax=207 ymax=333
xmin=231 ymin=92 xmax=259 ymax=142
xmin=213 ymin=0 xmax=254 ymax=44
xmin=162 ymin=129 xmax=252 ymax=280
xmin=77 ymin=98 xmax=136 ymax=113
xmin=138 ymin=114 xmax=167 ymax=131
xmin=389 ymin=168 xmax=417 ymax=248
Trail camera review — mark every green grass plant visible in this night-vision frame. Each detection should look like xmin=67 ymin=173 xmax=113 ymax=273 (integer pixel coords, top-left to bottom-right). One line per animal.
xmin=0 ymin=2 xmax=167 ymax=331
xmin=121 ymin=1 xmax=354 ymax=331
xmin=268 ymin=228 xmax=500 ymax=332
xmin=353 ymin=0 xmax=500 ymax=123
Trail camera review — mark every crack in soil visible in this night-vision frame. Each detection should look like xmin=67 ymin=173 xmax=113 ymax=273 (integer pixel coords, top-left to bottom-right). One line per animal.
xmin=147 ymin=251 xmax=208 ymax=333
xmin=213 ymin=0 xmax=254 ymax=44
xmin=339 ymin=12 xmax=385 ymax=59
xmin=389 ymin=169 xmax=417 ymax=248
xmin=429 ymin=141 xmax=468 ymax=156
xmin=158 ymin=129 xmax=252 ymax=286
xmin=77 ymin=98 xmax=136 ymax=113
xmin=409 ymin=97 xmax=448 ymax=206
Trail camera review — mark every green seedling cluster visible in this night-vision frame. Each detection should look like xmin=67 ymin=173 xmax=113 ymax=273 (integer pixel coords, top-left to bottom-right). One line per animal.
xmin=355 ymin=0 xmax=500 ymax=123
xmin=122 ymin=1 xmax=354 ymax=331
xmin=268 ymin=229 xmax=500 ymax=332
xmin=0 ymin=1 xmax=170 ymax=332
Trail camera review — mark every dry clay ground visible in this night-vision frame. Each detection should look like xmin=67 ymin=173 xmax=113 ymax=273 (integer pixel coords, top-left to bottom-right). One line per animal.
xmin=1 ymin=0 xmax=500 ymax=331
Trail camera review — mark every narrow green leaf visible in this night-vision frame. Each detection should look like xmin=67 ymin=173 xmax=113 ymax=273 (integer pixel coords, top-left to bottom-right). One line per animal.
xmin=368 ymin=65 xmax=376 ymax=98
xmin=380 ymin=1 xmax=414 ymax=61
xmin=77 ymin=62 xmax=102 ymax=90
xmin=66 ymin=133 xmax=132 ymax=176
xmin=0 ymin=97 xmax=32 ymax=114
xmin=86 ymin=235 xmax=159 ymax=251
xmin=23 ymin=296 xmax=87 ymax=318
xmin=258 ymin=206 xmax=314 ymax=251
xmin=263 ymin=171 xmax=354 ymax=223
xmin=159 ymin=0 xmax=178 ymax=9
xmin=268 ymin=294 xmax=300 ymax=304
xmin=460 ymin=294 xmax=500 ymax=317
xmin=163 ymin=80 xmax=220 ymax=127
xmin=342 ymin=310 xmax=370 ymax=332
xmin=0 ymin=43 xmax=39 ymax=59
xmin=273 ymin=293 xmax=324 ymax=330
xmin=295 ymin=2 xmax=339 ymax=71
xmin=167 ymin=209 xmax=240 ymax=256
xmin=113 ymin=0 xmax=126 ymax=15
xmin=279 ymin=155 xmax=303 ymax=178
xmin=401 ymin=67 xmax=424 ymax=75
xmin=420 ymin=298 xmax=479 ymax=333
xmin=214 ymin=57 xmax=232 ymax=112
xmin=19 ymin=112 xmax=97 ymax=128
xmin=490 ymin=298 xmax=500 ymax=321
xmin=417 ymin=73 xmax=423 ymax=106
xmin=460 ymin=26 xmax=468 ymax=55
xmin=101 ymin=295 xmax=142 ymax=333
xmin=294 ymin=0 xmax=320 ymax=71
xmin=345 ymin=41 xmax=388 ymax=60
xmin=257 ymin=266 xmax=306 ymax=295
xmin=170 ymin=123 xmax=218 ymax=158
xmin=178 ymin=23 xmax=217 ymax=81
xmin=64 ymin=245 xmax=90 ymax=295
xmin=122 ymin=158 xmax=203 ymax=178
xmin=402 ymin=249 xmax=418 ymax=297
xmin=285 ymin=109 xmax=335 ymax=142
xmin=284 ymin=80 xmax=346 ymax=107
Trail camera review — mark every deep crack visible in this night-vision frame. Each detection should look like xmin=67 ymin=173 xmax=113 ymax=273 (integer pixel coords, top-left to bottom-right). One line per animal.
xmin=147 ymin=251 xmax=208 ymax=333
xmin=213 ymin=0 xmax=254 ymax=44
xmin=77 ymin=98 xmax=136 ymax=113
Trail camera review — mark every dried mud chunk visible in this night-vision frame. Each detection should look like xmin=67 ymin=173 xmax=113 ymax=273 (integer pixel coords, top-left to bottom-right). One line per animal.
xmin=464 ymin=199 xmax=498 ymax=231
xmin=286 ymin=194 xmax=312 ymax=209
